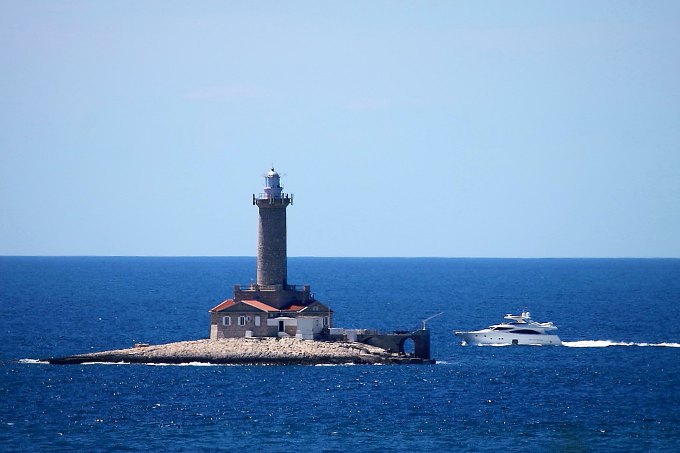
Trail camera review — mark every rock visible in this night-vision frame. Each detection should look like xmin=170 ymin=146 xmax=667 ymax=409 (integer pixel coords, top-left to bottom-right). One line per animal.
xmin=46 ymin=338 xmax=432 ymax=365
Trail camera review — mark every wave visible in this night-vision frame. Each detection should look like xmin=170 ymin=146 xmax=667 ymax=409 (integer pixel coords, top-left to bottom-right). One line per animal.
xmin=314 ymin=363 xmax=358 ymax=367
xmin=82 ymin=361 xmax=131 ymax=365
xmin=18 ymin=359 xmax=49 ymax=364
xmin=562 ymin=340 xmax=680 ymax=348
xmin=144 ymin=362 xmax=221 ymax=367
xmin=81 ymin=361 xmax=225 ymax=367
xmin=460 ymin=343 xmax=530 ymax=347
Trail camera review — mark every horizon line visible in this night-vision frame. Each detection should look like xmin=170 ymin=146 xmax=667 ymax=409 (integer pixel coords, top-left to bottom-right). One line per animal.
xmin=1 ymin=255 xmax=678 ymax=260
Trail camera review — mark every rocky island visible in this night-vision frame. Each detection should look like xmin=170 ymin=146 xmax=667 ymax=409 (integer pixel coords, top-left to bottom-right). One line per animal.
xmin=47 ymin=169 xmax=434 ymax=366
xmin=47 ymin=338 xmax=429 ymax=365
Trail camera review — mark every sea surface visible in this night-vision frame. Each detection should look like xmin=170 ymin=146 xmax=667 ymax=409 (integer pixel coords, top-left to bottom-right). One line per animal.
xmin=1 ymin=257 xmax=679 ymax=452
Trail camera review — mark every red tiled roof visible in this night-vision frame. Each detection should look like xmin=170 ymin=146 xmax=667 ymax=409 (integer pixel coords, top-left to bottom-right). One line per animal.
xmin=210 ymin=299 xmax=279 ymax=313
xmin=209 ymin=299 xmax=235 ymax=312
xmin=211 ymin=299 xmax=301 ymax=313
xmin=241 ymin=300 xmax=279 ymax=312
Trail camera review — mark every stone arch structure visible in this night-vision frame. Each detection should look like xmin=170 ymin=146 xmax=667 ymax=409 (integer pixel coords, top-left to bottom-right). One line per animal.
xmin=402 ymin=337 xmax=416 ymax=355
xmin=357 ymin=329 xmax=431 ymax=360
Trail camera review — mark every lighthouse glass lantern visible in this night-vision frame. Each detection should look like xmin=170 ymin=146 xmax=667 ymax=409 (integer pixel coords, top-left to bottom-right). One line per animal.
xmin=263 ymin=168 xmax=283 ymax=199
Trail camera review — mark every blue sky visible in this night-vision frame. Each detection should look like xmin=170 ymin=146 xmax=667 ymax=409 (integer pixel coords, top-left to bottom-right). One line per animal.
xmin=1 ymin=1 xmax=679 ymax=257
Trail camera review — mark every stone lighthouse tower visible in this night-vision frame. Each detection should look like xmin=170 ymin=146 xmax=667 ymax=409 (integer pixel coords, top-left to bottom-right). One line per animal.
xmin=254 ymin=168 xmax=292 ymax=287
xmin=210 ymin=166 xmax=333 ymax=339
xmin=215 ymin=167 xmax=323 ymax=311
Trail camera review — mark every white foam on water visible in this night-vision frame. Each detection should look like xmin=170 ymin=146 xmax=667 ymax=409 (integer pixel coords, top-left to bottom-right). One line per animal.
xmin=562 ymin=340 xmax=627 ymax=348
xmin=465 ymin=343 xmax=558 ymax=347
xmin=175 ymin=361 xmax=220 ymax=367
xmin=82 ymin=361 xmax=131 ymax=365
xmin=144 ymin=361 xmax=220 ymax=367
xmin=314 ymin=363 xmax=357 ymax=367
xmin=637 ymin=342 xmax=680 ymax=348
xmin=562 ymin=340 xmax=680 ymax=348
xmin=18 ymin=359 xmax=49 ymax=364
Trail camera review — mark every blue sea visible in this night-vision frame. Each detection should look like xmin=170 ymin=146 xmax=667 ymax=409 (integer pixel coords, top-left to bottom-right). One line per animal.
xmin=1 ymin=257 xmax=679 ymax=452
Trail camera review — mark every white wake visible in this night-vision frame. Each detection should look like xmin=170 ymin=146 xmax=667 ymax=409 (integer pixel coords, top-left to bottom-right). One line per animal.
xmin=562 ymin=340 xmax=680 ymax=348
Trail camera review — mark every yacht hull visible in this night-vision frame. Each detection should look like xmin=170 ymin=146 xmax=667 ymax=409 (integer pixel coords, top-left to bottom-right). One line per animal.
xmin=455 ymin=331 xmax=562 ymax=346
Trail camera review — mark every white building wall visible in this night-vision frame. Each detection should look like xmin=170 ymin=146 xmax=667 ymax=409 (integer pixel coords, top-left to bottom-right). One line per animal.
xmin=295 ymin=317 xmax=324 ymax=340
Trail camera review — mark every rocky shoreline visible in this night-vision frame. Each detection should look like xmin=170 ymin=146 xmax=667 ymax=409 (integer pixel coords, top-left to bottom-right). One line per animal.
xmin=46 ymin=338 xmax=432 ymax=365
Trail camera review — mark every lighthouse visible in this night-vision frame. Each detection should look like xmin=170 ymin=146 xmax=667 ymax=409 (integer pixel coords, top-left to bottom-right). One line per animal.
xmin=209 ymin=167 xmax=332 ymax=338
xmin=253 ymin=168 xmax=292 ymax=287
xmin=207 ymin=167 xmax=431 ymax=359
xmin=242 ymin=167 xmax=303 ymax=308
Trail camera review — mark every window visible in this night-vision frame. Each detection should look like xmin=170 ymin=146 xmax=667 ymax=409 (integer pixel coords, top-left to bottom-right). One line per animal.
xmin=323 ymin=316 xmax=329 ymax=326
xmin=238 ymin=316 xmax=247 ymax=326
xmin=254 ymin=316 xmax=261 ymax=327
xmin=222 ymin=316 xmax=231 ymax=326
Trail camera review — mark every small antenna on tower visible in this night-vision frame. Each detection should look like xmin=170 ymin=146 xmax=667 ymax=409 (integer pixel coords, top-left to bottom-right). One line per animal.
xmin=420 ymin=312 xmax=444 ymax=330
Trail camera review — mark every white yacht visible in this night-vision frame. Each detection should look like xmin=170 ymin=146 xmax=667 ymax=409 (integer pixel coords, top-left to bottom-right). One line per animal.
xmin=454 ymin=311 xmax=561 ymax=346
